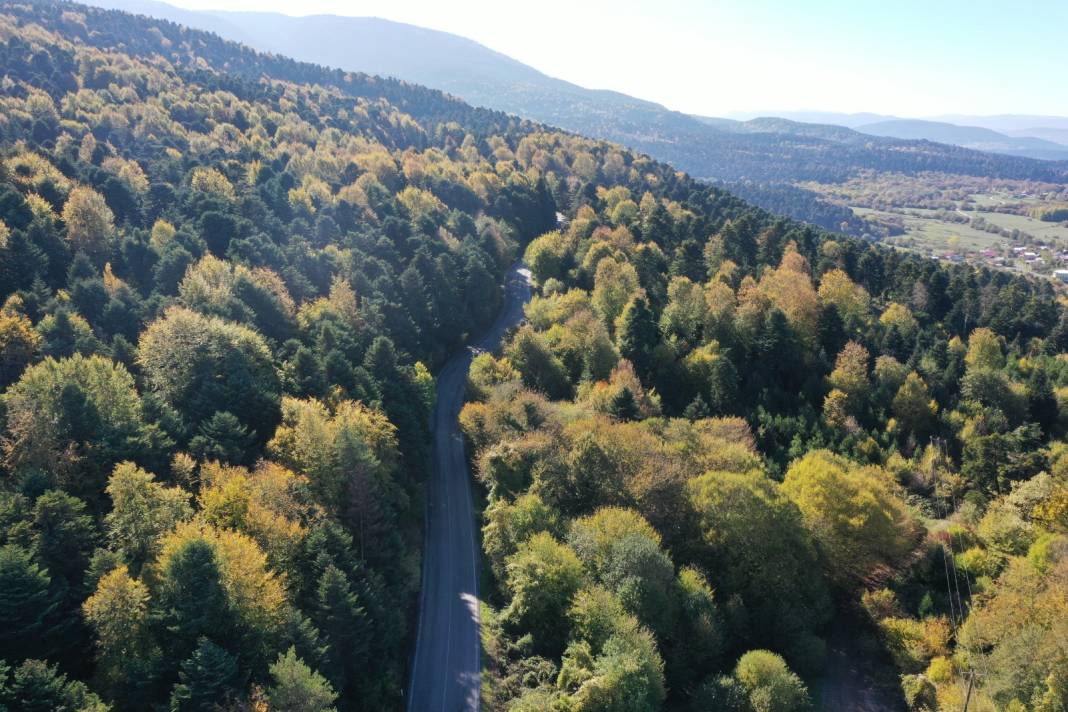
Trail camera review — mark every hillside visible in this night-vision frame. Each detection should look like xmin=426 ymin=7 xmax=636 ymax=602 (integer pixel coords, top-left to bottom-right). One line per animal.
xmin=1008 ymin=126 xmax=1068 ymax=147
xmin=90 ymin=0 xmax=705 ymax=141
xmin=857 ymin=119 xmax=1068 ymax=161
xmin=84 ymin=0 xmax=1068 ymax=238
xmin=934 ymin=114 xmax=1068 ymax=133
xmin=0 ymin=1 xmax=834 ymax=708
xmin=726 ymin=110 xmax=900 ymax=128
xmin=2 ymin=3 xmax=1068 ymax=712
xmin=87 ymin=0 xmax=1068 ymax=186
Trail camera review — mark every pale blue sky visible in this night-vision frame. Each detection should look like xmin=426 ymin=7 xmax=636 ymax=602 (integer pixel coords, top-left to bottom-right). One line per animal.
xmin=164 ymin=0 xmax=1068 ymax=117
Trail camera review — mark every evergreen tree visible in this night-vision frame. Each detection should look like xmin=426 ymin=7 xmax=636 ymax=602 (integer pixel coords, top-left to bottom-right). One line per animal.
xmin=267 ymin=647 xmax=338 ymax=712
xmin=364 ymin=336 xmax=431 ymax=475
xmin=154 ymin=539 xmax=233 ymax=670
xmin=669 ymin=239 xmax=705 ymax=283
xmin=0 ymin=228 xmax=48 ymax=295
xmin=0 ymin=545 xmax=61 ymax=662
xmin=609 ymin=386 xmax=640 ymax=422
xmin=0 ymin=658 xmax=106 ymax=712
xmin=617 ymin=296 xmax=659 ymax=383
xmin=683 ymin=394 xmax=711 ymax=421
xmin=641 ymin=203 xmax=672 ymax=246
xmin=464 ymin=253 xmax=498 ymax=328
xmin=314 ymin=565 xmax=370 ymax=702
xmin=287 ymin=346 xmax=327 ymax=398
xmin=28 ymin=490 xmax=96 ymax=596
xmin=1027 ymin=366 xmax=1059 ymax=436
xmin=168 ymin=638 xmax=241 ymax=712
xmin=816 ymin=303 xmax=845 ymax=362
xmin=189 ymin=411 xmax=255 ymax=465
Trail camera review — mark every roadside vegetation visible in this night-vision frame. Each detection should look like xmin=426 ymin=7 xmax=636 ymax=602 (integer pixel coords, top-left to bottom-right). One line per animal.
xmin=1 ymin=3 xmax=1067 ymax=711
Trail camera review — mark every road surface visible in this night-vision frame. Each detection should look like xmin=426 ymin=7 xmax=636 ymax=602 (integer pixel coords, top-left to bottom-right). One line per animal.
xmin=407 ymin=263 xmax=532 ymax=712
xmin=819 ymin=613 xmax=905 ymax=712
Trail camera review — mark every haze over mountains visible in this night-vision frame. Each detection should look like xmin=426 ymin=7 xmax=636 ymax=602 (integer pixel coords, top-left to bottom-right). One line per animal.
xmin=88 ymin=0 xmax=1068 ymax=234
xmin=731 ymin=113 xmax=1068 ymax=161
xmin=853 ymin=120 xmax=1068 ymax=161
xmin=730 ymin=111 xmax=1068 ymax=154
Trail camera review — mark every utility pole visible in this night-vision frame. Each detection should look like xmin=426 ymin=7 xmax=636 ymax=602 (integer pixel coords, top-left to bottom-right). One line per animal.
xmin=961 ymin=671 xmax=975 ymax=712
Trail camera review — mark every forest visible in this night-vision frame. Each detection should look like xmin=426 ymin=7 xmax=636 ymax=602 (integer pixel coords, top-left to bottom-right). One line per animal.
xmin=0 ymin=2 xmax=1066 ymax=711
xmin=85 ymin=0 xmax=1068 ymax=243
xmin=469 ymin=193 xmax=1068 ymax=711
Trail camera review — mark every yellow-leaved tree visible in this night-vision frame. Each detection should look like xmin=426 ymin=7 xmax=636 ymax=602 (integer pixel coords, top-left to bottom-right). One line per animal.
xmin=152 ymin=520 xmax=288 ymax=652
xmin=62 ymin=185 xmax=114 ymax=258
xmin=783 ymin=450 xmax=921 ymax=588
xmin=267 ymin=397 xmax=402 ymax=561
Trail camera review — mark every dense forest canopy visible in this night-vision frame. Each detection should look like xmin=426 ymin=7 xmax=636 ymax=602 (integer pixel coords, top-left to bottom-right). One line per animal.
xmin=0 ymin=2 xmax=1066 ymax=711
xmin=78 ymin=0 xmax=1068 ymax=237
xmin=468 ymin=190 xmax=1068 ymax=710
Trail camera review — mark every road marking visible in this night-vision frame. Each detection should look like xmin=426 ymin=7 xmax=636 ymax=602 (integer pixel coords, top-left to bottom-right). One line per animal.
xmin=408 ymin=263 xmax=529 ymax=712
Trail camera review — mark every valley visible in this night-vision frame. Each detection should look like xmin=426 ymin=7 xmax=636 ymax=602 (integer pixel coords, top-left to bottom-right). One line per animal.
xmin=801 ymin=172 xmax=1068 ymax=276
xmin=1 ymin=2 xmax=1067 ymax=712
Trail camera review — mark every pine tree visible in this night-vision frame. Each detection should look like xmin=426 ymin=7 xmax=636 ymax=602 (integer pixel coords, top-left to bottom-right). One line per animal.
xmin=168 ymin=638 xmax=240 ymax=712
xmin=314 ymin=565 xmax=370 ymax=702
xmin=267 ymin=647 xmax=338 ymax=712
xmin=816 ymin=304 xmax=845 ymax=362
xmin=669 ymin=239 xmax=705 ymax=283
xmin=609 ymin=386 xmax=640 ymax=422
xmin=287 ymin=346 xmax=327 ymax=398
xmin=154 ymin=540 xmax=232 ymax=669
xmin=364 ymin=336 xmax=431 ymax=475
xmin=0 ymin=228 xmax=48 ymax=295
xmin=0 ymin=545 xmax=61 ymax=662
xmin=40 ymin=309 xmax=80 ymax=359
xmin=617 ymin=296 xmax=659 ymax=383
xmin=641 ymin=203 xmax=672 ymax=246
xmin=706 ymin=356 xmax=739 ymax=414
xmin=28 ymin=490 xmax=96 ymax=596
xmin=0 ymin=658 xmax=107 ymax=712
xmin=189 ymin=411 xmax=254 ymax=465
xmin=1028 ymin=366 xmax=1059 ymax=436
xmin=464 ymin=253 xmax=498 ymax=328
xmin=57 ymin=383 xmax=102 ymax=445
xmin=683 ymin=394 xmax=711 ymax=421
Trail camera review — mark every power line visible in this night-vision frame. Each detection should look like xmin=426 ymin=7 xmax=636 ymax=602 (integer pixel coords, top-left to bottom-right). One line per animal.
xmin=949 ymin=489 xmax=990 ymax=705
xmin=932 ymin=438 xmax=989 ymax=711
xmin=933 ymin=493 xmax=976 ymax=711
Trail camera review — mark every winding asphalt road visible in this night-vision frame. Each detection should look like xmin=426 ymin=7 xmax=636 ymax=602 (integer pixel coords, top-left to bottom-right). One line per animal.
xmin=407 ymin=263 xmax=532 ymax=712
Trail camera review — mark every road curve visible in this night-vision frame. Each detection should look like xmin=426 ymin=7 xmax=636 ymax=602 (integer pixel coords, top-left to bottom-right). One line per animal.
xmin=408 ymin=263 xmax=532 ymax=712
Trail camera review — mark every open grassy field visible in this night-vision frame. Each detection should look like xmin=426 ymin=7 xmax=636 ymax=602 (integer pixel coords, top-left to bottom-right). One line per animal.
xmin=852 ymin=207 xmax=1005 ymax=253
xmin=801 ymin=172 xmax=1068 ymax=278
xmin=849 ymin=203 xmax=1068 ymax=278
xmin=960 ymin=208 xmax=1068 ymax=242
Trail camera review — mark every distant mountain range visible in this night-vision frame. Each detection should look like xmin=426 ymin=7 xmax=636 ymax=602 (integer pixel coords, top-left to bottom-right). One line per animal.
xmin=854 ymin=119 xmax=1068 ymax=161
xmin=86 ymin=0 xmax=1068 ymax=234
xmin=732 ymin=111 xmax=1068 ymax=156
xmin=932 ymin=114 xmax=1068 ymax=133
xmin=726 ymin=111 xmax=900 ymax=129
xmin=1008 ymin=127 xmax=1068 ymax=146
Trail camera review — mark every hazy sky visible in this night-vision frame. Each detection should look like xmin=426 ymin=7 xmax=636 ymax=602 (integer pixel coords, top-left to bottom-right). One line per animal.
xmin=160 ymin=0 xmax=1068 ymax=118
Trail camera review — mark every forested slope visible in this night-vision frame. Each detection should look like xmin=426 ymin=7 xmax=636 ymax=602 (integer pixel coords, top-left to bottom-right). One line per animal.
xmin=82 ymin=1 xmax=1068 ymax=235
xmin=0 ymin=3 xmax=1066 ymax=712
xmin=464 ymin=183 xmax=1068 ymax=710
xmin=0 ymin=2 xmax=780 ymax=709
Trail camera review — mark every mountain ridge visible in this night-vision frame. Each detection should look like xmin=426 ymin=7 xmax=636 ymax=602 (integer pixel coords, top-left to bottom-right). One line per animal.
xmin=79 ymin=0 xmax=1068 ymax=239
xmin=856 ymin=118 xmax=1068 ymax=161
xmin=84 ymin=1 xmax=1068 ymax=177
